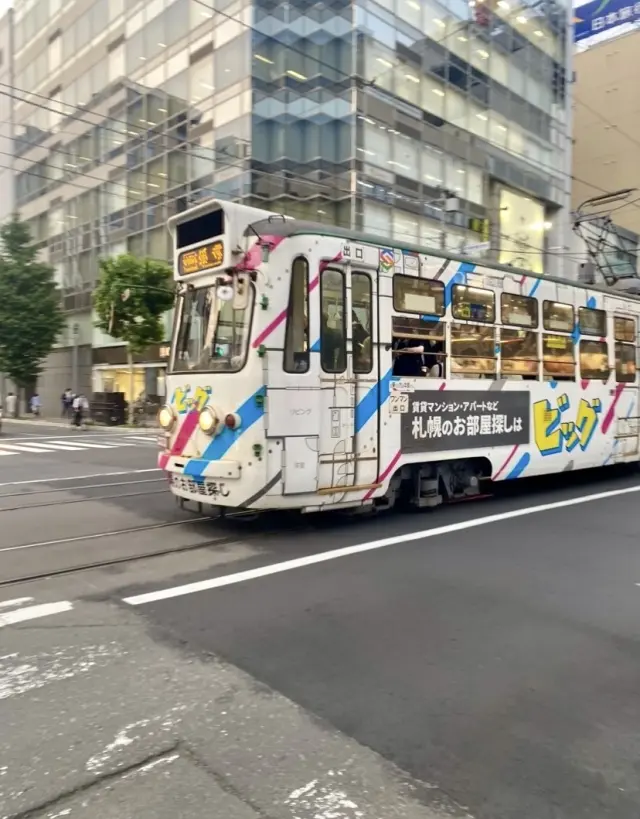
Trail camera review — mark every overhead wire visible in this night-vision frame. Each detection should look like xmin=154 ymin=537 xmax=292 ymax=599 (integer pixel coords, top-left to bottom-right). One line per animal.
xmin=3 ymin=0 xmax=635 ymax=269
xmin=0 ymin=1 xmax=623 ymax=203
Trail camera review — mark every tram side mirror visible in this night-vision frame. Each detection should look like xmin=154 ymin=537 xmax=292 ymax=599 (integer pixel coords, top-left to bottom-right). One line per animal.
xmin=232 ymin=272 xmax=251 ymax=311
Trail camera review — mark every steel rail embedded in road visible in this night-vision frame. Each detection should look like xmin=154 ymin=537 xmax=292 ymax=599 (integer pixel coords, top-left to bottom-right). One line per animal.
xmin=0 ymin=510 xmax=267 ymax=587
xmin=0 ymin=488 xmax=167 ymax=514
xmin=0 ymin=477 xmax=166 ymax=500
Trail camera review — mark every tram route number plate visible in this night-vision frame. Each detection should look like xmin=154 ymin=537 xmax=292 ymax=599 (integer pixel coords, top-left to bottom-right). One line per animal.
xmin=390 ymin=394 xmax=409 ymax=414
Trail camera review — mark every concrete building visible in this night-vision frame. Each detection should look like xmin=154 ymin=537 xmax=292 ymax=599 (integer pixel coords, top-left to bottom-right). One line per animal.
xmin=571 ymin=27 xmax=640 ymax=287
xmin=0 ymin=8 xmax=14 ymax=225
xmin=11 ymin=0 xmax=574 ymax=411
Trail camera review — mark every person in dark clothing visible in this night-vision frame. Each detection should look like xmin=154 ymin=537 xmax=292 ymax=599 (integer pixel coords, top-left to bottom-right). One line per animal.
xmin=352 ymin=314 xmax=371 ymax=373
xmin=392 ymin=337 xmax=425 ymax=377
xmin=423 ymin=338 xmax=444 ymax=377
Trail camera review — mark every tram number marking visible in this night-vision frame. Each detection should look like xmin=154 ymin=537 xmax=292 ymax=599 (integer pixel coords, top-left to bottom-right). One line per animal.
xmin=390 ymin=394 xmax=409 ymax=414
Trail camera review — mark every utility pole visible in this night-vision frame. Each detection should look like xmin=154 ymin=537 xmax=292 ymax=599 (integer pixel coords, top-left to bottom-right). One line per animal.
xmin=573 ymin=188 xmax=637 ymax=286
xmin=71 ymin=322 xmax=80 ymax=395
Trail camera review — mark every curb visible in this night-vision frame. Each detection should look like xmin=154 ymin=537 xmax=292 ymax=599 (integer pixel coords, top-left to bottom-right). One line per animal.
xmin=3 ymin=418 xmax=159 ymax=432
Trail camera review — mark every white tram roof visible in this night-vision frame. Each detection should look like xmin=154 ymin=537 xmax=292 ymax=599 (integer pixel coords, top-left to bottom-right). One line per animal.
xmin=245 ymin=216 xmax=640 ymax=306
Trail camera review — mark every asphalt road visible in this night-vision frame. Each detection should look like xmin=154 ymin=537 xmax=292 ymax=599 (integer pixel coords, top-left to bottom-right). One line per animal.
xmin=1 ymin=419 xmax=640 ymax=819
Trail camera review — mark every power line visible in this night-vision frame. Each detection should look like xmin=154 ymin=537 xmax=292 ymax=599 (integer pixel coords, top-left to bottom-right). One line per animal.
xmin=4 ymin=2 xmax=631 ymax=265
xmin=0 ymin=151 xmax=592 ymax=268
xmin=0 ymin=1 xmax=607 ymax=201
xmin=1 ymin=75 xmax=615 ymax=213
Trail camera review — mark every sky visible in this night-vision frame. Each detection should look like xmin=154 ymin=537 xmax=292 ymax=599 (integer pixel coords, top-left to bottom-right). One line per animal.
xmin=0 ymin=1 xmax=10 ymax=14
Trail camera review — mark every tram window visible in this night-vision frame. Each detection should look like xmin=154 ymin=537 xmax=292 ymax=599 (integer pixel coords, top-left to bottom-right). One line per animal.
xmin=352 ymin=272 xmax=373 ymax=374
xmin=543 ymin=301 xmax=574 ymax=333
xmin=542 ymin=334 xmax=574 ymax=380
xmin=579 ymin=340 xmax=609 ymax=380
xmin=450 ymin=322 xmax=496 ymax=377
xmin=320 ymin=268 xmax=346 ymax=373
xmin=393 ymin=275 xmax=444 ymax=316
xmin=614 ymin=316 xmax=636 ymax=342
xmin=615 ymin=343 xmax=636 ymax=383
xmin=283 ymin=256 xmax=309 ymax=374
xmin=501 ymin=293 xmax=538 ymax=328
xmin=500 ymin=329 xmax=538 ymax=378
xmin=452 ymin=285 xmax=495 ymax=323
xmin=578 ymin=306 xmax=606 ymax=337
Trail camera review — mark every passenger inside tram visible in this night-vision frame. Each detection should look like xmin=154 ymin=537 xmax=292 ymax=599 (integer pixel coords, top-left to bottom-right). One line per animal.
xmin=391 ymin=316 xmax=445 ymax=378
xmin=392 ymin=336 xmax=427 ymax=377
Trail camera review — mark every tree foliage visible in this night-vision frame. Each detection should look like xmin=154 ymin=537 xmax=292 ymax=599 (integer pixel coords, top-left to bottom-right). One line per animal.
xmin=0 ymin=215 xmax=65 ymax=390
xmin=93 ymin=254 xmax=174 ymax=354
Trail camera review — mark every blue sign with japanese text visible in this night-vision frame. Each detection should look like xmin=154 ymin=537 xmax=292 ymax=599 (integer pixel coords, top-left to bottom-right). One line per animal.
xmin=574 ymin=0 xmax=640 ymax=42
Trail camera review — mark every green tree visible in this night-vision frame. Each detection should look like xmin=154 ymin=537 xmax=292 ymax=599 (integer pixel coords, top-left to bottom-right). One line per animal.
xmin=93 ymin=254 xmax=174 ymax=424
xmin=0 ymin=214 xmax=65 ymax=414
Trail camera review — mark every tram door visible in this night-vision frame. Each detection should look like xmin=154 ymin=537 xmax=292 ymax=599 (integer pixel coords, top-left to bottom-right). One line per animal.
xmin=605 ymin=298 xmax=640 ymax=461
xmin=317 ymin=265 xmax=380 ymax=492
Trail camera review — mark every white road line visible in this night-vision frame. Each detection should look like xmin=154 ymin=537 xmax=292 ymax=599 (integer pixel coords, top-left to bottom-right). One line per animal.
xmin=0 ymin=444 xmax=55 ymax=453
xmin=0 ymin=516 xmax=210 ymax=554
xmin=22 ymin=442 xmax=87 ymax=451
xmin=0 ymin=468 xmax=162 ymax=488
xmin=125 ymin=482 xmax=640 ymax=606
xmin=46 ymin=439 xmax=125 ymax=449
xmin=0 ymin=597 xmax=33 ymax=610
xmin=0 ymin=601 xmax=73 ymax=628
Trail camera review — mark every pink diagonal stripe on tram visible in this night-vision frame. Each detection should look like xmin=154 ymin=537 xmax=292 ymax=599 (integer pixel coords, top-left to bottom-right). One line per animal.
xmin=253 ymin=251 xmax=342 ymax=349
xmin=602 ymin=382 xmax=625 ymax=434
xmin=158 ymin=410 xmax=199 ymax=470
xmin=493 ymin=444 xmax=519 ymax=480
xmin=364 ymin=450 xmax=402 ymax=501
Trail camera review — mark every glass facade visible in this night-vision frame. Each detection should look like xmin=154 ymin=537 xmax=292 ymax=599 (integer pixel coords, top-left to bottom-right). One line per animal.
xmin=9 ymin=0 xmax=571 ymax=404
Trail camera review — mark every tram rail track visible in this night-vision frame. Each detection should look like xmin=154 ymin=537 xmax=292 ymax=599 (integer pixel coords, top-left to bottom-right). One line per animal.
xmin=0 ymin=487 xmax=167 ymax=513
xmin=0 ymin=510 xmax=268 ymax=588
xmin=0 ymin=476 xmax=166 ymax=500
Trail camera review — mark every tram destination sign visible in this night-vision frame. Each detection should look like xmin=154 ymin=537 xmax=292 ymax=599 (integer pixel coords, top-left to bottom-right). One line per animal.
xmin=400 ymin=390 xmax=530 ymax=453
xmin=178 ymin=240 xmax=224 ymax=276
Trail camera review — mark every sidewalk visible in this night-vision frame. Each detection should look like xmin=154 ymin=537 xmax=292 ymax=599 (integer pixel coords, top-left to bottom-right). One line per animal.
xmin=2 ymin=416 xmax=159 ymax=431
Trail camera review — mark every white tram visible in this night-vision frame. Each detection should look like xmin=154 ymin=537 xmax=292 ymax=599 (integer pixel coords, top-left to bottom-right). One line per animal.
xmin=158 ymin=198 xmax=640 ymax=513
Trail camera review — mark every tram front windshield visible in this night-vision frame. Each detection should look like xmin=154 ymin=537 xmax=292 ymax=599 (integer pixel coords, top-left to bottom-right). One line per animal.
xmin=171 ymin=283 xmax=254 ymax=374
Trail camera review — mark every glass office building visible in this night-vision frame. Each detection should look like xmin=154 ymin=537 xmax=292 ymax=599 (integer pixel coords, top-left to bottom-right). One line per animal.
xmin=11 ymin=0 xmax=572 ymax=408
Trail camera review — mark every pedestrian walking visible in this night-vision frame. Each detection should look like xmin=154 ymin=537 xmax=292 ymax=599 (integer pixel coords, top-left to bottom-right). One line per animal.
xmin=72 ymin=393 xmax=89 ymax=428
xmin=30 ymin=393 xmax=42 ymax=416
xmin=5 ymin=392 xmax=17 ymax=418
xmin=61 ymin=388 xmax=73 ymax=418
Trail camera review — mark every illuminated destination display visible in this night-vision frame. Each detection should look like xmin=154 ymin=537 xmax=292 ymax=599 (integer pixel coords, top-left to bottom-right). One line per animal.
xmin=178 ymin=240 xmax=224 ymax=276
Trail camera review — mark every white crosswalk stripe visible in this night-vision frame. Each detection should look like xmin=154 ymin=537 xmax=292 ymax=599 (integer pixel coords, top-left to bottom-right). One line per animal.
xmin=0 ymin=435 xmax=158 ymax=458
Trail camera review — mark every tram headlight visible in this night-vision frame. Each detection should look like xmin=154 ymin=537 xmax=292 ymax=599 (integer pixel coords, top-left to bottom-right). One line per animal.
xmin=199 ymin=407 xmax=219 ymax=435
xmin=157 ymin=405 xmax=175 ymax=431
